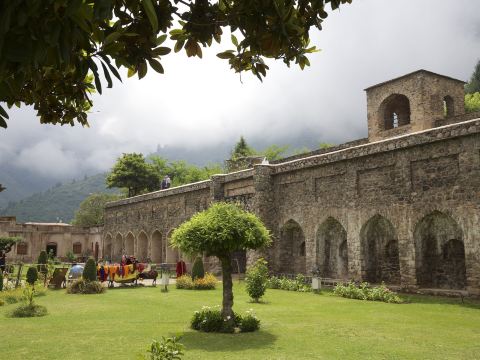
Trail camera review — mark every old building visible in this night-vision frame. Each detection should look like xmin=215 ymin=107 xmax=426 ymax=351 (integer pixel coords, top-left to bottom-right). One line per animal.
xmin=104 ymin=70 xmax=478 ymax=295
xmin=0 ymin=216 xmax=102 ymax=263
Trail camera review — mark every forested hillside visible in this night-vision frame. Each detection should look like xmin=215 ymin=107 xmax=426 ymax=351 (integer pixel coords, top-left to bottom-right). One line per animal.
xmin=0 ymin=173 xmax=117 ymax=223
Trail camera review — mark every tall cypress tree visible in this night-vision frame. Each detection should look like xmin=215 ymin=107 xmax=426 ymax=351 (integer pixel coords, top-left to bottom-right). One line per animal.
xmin=465 ymin=60 xmax=480 ymax=94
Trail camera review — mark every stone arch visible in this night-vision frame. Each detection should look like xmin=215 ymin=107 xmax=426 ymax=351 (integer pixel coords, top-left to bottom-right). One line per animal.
xmin=443 ymin=95 xmax=454 ymax=117
xmin=360 ymin=215 xmax=400 ymax=284
xmin=151 ymin=230 xmax=163 ymax=263
xmin=125 ymin=232 xmax=135 ymax=256
xmin=278 ymin=219 xmax=306 ymax=274
xmin=414 ymin=211 xmax=466 ymax=289
xmin=136 ymin=231 xmax=148 ymax=262
xmin=165 ymin=229 xmax=180 ymax=263
xmin=46 ymin=242 xmax=58 ymax=257
xmin=113 ymin=233 xmax=123 ymax=261
xmin=104 ymin=233 xmax=113 ymax=260
xmin=379 ymin=94 xmax=411 ymax=130
xmin=316 ymin=217 xmax=348 ymax=279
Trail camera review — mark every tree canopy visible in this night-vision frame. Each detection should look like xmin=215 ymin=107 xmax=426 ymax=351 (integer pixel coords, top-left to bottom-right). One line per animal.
xmin=465 ymin=92 xmax=480 ymax=113
xmin=72 ymin=192 xmax=121 ymax=227
xmin=0 ymin=0 xmax=352 ymax=128
xmin=171 ymin=202 xmax=271 ymax=321
xmin=106 ymin=153 xmax=159 ymax=197
xmin=465 ymin=60 xmax=480 ymax=94
xmin=0 ymin=236 xmax=21 ymax=254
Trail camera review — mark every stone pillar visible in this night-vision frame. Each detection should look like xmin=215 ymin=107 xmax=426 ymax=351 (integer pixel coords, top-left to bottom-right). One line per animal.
xmin=210 ymin=175 xmax=226 ymax=202
xmin=248 ymin=165 xmax=276 ymax=269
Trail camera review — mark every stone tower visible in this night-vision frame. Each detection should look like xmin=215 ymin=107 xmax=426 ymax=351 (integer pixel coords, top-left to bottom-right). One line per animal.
xmin=365 ymin=70 xmax=465 ymax=142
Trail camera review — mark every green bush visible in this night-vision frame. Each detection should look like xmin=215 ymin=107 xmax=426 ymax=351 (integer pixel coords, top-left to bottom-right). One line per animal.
xmin=191 ymin=257 xmax=205 ymax=280
xmin=83 ymin=258 xmax=98 ymax=282
xmin=37 ymin=250 xmax=48 ymax=276
xmin=145 ymin=336 xmax=185 ymax=360
xmin=66 ymin=251 xmax=76 ymax=263
xmin=266 ymin=275 xmax=311 ymax=292
xmin=67 ymin=279 xmax=105 ymax=294
xmin=333 ymin=282 xmax=403 ymax=304
xmin=190 ymin=306 xmax=260 ymax=333
xmin=26 ymin=266 xmax=38 ymax=286
xmin=0 ymin=271 xmax=3 ymax=291
xmin=245 ymin=258 xmax=269 ymax=302
xmin=0 ymin=287 xmax=46 ymax=305
xmin=239 ymin=310 xmax=260 ymax=332
xmin=9 ymin=304 xmax=48 ymax=318
xmin=176 ymin=273 xmax=216 ymax=290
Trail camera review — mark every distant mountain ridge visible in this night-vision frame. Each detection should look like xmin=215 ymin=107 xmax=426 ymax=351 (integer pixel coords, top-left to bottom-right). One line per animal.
xmin=0 ymin=173 xmax=117 ymax=223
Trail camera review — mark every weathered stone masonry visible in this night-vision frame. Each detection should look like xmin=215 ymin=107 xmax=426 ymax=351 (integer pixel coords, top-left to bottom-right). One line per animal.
xmin=104 ymin=70 xmax=480 ymax=295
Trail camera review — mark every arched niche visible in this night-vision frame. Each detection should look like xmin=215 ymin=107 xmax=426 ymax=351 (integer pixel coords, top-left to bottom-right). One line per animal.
xmin=137 ymin=231 xmax=148 ymax=262
xmin=125 ymin=232 xmax=135 ymax=256
xmin=165 ymin=230 xmax=180 ymax=263
xmin=414 ymin=211 xmax=466 ymax=289
xmin=379 ymin=94 xmax=411 ymax=130
xmin=316 ymin=217 xmax=348 ymax=279
xmin=360 ymin=215 xmax=400 ymax=284
xmin=151 ymin=230 xmax=163 ymax=263
xmin=278 ymin=219 xmax=306 ymax=274
xmin=104 ymin=234 xmax=113 ymax=261
xmin=443 ymin=95 xmax=454 ymax=117
xmin=113 ymin=233 xmax=123 ymax=261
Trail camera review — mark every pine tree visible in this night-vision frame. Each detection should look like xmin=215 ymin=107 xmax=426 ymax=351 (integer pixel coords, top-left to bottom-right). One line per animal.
xmin=191 ymin=257 xmax=205 ymax=280
xmin=465 ymin=60 xmax=480 ymax=94
xmin=83 ymin=258 xmax=98 ymax=282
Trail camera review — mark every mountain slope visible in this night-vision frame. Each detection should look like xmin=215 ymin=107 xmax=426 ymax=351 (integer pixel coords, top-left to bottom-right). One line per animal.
xmin=0 ymin=173 xmax=117 ymax=223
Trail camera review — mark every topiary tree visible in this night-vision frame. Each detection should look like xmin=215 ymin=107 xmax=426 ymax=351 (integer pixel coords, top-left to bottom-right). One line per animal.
xmin=245 ymin=258 xmax=269 ymax=302
xmin=83 ymin=258 xmax=98 ymax=282
xmin=26 ymin=266 xmax=38 ymax=287
xmin=37 ymin=250 xmax=48 ymax=279
xmin=0 ymin=236 xmax=21 ymax=254
xmin=191 ymin=257 xmax=205 ymax=281
xmin=172 ymin=202 xmax=271 ymax=329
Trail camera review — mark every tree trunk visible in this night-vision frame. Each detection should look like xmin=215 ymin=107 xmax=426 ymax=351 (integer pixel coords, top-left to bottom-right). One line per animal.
xmin=220 ymin=255 xmax=234 ymax=327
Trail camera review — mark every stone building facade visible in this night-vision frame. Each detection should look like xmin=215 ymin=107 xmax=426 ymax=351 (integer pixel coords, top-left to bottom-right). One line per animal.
xmin=0 ymin=216 xmax=102 ymax=263
xmin=103 ymin=70 xmax=480 ymax=295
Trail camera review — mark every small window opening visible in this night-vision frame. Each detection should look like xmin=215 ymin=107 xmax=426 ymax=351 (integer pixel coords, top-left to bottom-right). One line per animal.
xmin=443 ymin=96 xmax=454 ymax=118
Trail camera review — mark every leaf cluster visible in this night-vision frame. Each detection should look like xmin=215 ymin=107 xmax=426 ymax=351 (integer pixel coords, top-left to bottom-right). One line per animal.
xmin=171 ymin=202 xmax=271 ymax=258
xmin=465 ymin=60 xmax=480 ymax=94
xmin=0 ymin=236 xmax=21 ymax=254
xmin=465 ymin=92 xmax=480 ymax=113
xmin=0 ymin=0 xmax=353 ymax=128
xmin=72 ymin=192 xmax=121 ymax=227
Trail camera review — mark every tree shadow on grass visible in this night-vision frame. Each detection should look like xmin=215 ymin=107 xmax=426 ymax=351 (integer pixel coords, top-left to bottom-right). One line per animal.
xmin=400 ymin=293 xmax=480 ymax=310
xmin=180 ymin=329 xmax=277 ymax=352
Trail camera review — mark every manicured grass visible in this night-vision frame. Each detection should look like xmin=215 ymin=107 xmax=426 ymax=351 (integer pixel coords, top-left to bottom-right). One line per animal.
xmin=1 ymin=283 xmax=479 ymax=359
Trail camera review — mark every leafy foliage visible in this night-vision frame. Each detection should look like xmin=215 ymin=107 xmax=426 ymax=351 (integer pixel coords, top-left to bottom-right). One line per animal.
xmin=191 ymin=257 xmax=205 ymax=280
xmin=465 ymin=60 xmax=480 ymax=94
xmin=465 ymin=92 xmax=480 ymax=113
xmin=333 ymin=282 xmax=403 ymax=304
xmin=239 ymin=310 xmax=260 ymax=333
xmin=245 ymin=258 xmax=269 ymax=302
xmin=83 ymin=258 xmax=98 ymax=282
xmin=0 ymin=236 xmax=20 ymax=254
xmin=190 ymin=306 xmax=260 ymax=333
xmin=0 ymin=0 xmax=352 ymax=128
xmin=172 ymin=202 xmax=270 ymax=322
xmin=37 ymin=251 xmax=48 ymax=276
xmin=266 ymin=274 xmax=311 ymax=292
xmin=144 ymin=336 xmax=185 ymax=360
xmin=67 ymin=278 xmax=105 ymax=294
xmin=26 ymin=266 xmax=38 ymax=286
xmin=8 ymin=285 xmax=48 ymax=318
xmin=72 ymin=193 xmax=121 ymax=227
xmin=175 ymin=273 xmax=217 ymax=290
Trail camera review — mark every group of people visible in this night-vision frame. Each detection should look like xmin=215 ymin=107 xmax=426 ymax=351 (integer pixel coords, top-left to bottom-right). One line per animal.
xmin=161 ymin=175 xmax=171 ymax=190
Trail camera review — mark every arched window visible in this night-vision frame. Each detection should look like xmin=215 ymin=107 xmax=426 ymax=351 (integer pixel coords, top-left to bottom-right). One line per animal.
xmin=443 ymin=96 xmax=454 ymax=117
xmin=380 ymin=94 xmax=411 ymax=130
xmin=299 ymin=241 xmax=306 ymax=256
xmin=73 ymin=242 xmax=82 ymax=254
xmin=16 ymin=242 xmax=28 ymax=255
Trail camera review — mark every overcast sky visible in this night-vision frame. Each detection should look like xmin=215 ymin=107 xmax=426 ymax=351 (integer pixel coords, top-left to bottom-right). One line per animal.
xmin=0 ymin=0 xmax=479 ymax=181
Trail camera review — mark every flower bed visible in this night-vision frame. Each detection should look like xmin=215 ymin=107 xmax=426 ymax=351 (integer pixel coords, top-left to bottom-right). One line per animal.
xmin=176 ymin=273 xmax=217 ymax=290
xmin=333 ymin=282 xmax=403 ymax=304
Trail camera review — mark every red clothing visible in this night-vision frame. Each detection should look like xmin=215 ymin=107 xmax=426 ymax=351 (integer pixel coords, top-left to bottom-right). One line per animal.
xmin=176 ymin=260 xmax=187 ymax=277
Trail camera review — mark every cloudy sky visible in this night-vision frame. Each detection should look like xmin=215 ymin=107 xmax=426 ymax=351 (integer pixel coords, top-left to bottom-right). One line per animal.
xmin=1 ymin=0 xmax=479 ymax=181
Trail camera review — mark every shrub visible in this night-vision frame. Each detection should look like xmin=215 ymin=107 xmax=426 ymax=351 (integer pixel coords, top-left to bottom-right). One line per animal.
xmin=26 ymin=266 xmax=38 ymax=286
xmin=37 ymin=250 xmax=48 ymax=275
xmin=333 ymin=282 xmax=403 ymax=304
xmin=0 ymin=286 xmax=46 ymax=305
xmin=9 ymin=304 xmax=48 ymax=317
xmin=145 ymin=336 xmax=185 ymax=360
xmin=176 ymin=275 xmax=193 ymax=289
xmin=66 ymin=251 xmax=76 ymax=263
xmin=266 ymin=275 xmax=311 ymax=292
xmin=190 ymin=306 xmax=260 ymax=333
xmin=83 ymin=258 xmax=98 ymax=282
xmin=191 ymin=257 xmax=205 ymax=280
xmin=0 ymin=271 xmax=3 ymax=291
xmin=239 ymin=310 xmax=260 ymax=332
xmin=245 ymin=258 xmax=269 ymax=302
xmin=67 ymin=278 xmax=105 ymax=294
xmin=176 ymin=273 xmax=217 ymax=290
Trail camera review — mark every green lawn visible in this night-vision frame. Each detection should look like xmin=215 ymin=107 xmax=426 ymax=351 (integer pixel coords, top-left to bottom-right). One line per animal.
xmin=1 ymin=283 xmax=479 ymax=360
